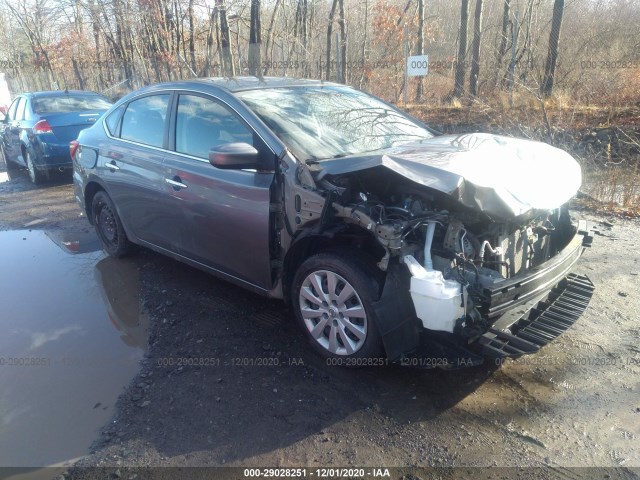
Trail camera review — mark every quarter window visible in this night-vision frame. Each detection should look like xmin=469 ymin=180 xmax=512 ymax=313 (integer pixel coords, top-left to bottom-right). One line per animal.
xmin=175 ymin=94 xmax=253 ymax=159
xmin=120 ymin=94 xmax=170 ymax=148
xmin=105 ymin=104 xmax=125 ymax=137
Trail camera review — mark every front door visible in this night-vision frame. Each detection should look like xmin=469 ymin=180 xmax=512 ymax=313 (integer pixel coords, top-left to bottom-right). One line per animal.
xmin=162 ymin=92 xmax=275 ymax=290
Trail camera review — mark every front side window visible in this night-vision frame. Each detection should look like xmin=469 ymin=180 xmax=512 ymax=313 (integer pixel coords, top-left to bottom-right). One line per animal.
xmin=120 ymin=94 xmax=170 ymax=148
xmin=175 ymin=94 xmax=253 ymax=159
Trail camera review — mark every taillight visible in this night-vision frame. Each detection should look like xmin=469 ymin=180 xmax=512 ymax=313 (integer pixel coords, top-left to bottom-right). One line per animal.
xmin=33 ymin=119 xmax=53 ymax=134
xmin=70 ymin=140 xmax=80 ymax=160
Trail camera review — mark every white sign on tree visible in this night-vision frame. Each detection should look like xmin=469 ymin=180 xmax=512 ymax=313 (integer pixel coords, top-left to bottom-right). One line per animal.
xmin=407 ymin=55 xmax=429 ymax=77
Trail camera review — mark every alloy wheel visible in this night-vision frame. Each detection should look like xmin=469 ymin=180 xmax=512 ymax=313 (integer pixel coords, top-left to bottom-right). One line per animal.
xmin=298 ymin=270 xmax=368 ymax=355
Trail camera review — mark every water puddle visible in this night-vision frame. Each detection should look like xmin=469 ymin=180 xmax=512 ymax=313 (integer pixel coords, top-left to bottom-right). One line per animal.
xmin=0 ymin=229 xmax=149 ymax=467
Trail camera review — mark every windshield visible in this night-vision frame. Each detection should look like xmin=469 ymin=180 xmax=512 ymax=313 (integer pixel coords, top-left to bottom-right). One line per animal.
xmin=237 ymin=86 xmax=434 ymax=161
xmin=32 ymin=94 xmax=112 ymax=114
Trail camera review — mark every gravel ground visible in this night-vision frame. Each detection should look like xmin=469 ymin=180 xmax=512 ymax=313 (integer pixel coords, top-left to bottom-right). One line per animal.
xmin=0 ymin=158 xmax=638 ymax=479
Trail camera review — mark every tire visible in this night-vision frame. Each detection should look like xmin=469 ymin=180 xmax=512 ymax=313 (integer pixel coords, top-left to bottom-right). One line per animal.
xmin=2 ymin=146 xmax=16 ymax=171
xmin=25 ymin=151 xmax=46 ymax=185
xmin=91 ymin=190 xmax=133 ymax=257
xmin=291 ymin=250 xmax=385 ymax=363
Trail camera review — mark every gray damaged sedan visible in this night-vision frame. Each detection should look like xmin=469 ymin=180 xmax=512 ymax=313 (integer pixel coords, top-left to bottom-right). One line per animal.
xmin=73 ymin=77 xmax=595 ymax=367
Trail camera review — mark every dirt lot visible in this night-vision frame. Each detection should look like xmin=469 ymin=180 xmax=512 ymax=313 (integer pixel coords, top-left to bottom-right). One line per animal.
xmin=0 ymin=158 xmax=638 ymax=479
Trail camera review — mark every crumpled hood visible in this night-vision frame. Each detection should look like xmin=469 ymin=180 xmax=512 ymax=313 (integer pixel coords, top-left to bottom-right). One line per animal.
xmin=314 ymin=133 xmax=582 ymax=219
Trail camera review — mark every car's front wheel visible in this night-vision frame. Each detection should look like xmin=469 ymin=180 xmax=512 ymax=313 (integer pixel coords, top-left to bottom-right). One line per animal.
xmin=92 ymin=190 xmax=132 ymax=257
xmin=291 ymin=251 xmax=385 ymax=363
xmin=2 ymin=147 xmax=16 ymax=171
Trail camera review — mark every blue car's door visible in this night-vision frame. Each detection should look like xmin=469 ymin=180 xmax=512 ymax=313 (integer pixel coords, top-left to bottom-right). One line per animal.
xmin=2 ymin=97 xmax=24 ymax=164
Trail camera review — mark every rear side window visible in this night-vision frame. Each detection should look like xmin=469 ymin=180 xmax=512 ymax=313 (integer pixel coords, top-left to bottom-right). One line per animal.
xmin=120 ymin=95 xmax=170 ymax=148
xmin=14 ymin=98 xmax=26 ymax=121
xmin=105 ymin=105 xmax=125 ymax=136
xmin=23 ymin=98 xmax=34 ymax=120
xmin=175 ymin=94 xmax=253 ymax=159
xmin=32 ymin=95 xmax=112 ymax=114
xmin=6 ymin=98 xmax=20 ymax=121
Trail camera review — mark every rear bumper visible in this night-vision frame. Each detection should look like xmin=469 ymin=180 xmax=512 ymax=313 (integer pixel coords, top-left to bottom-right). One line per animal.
xmin=31 ymin=141 xmax=73 ymax=170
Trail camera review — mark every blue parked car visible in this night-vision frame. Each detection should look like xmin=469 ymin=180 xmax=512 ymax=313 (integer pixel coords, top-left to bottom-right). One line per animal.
xmin=1 ymin=90 xmax=112 ymax=184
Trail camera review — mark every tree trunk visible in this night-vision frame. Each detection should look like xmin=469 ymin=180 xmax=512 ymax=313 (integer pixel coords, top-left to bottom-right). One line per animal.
xmin=338 ymin=0 xmax=346 ymax=83
xmin=263 ymin=0 xmax=282 ymax=75
xmin=496 ymin=0 xmax=511 ymax=86
xmin=188 ymin=0 xmax=197 ymax=75
xmin=325 ymin=0 xmax=338 ymax=80
xmin=358 ymin=0 xmax=369 ymax=88
xmin=217 ymin=0 xmax=235 ymax=77
xmin=541 ymin=0 xmax=564 ymax=97
xmin=415 ymin=0 xmax=425 ymax=101
xmin=469 ymin=0 xmax=483 ymax=97
xmin=72 ymin=58 xmax=85 ymax=89
xmin=453 ymin=0 xmax=469 ymax=98
xmin=248 ymin=0 xmax=262 ymax=76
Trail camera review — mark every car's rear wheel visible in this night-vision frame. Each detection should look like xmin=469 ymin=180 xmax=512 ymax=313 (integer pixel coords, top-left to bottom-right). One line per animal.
xmin=25 ymin=151 xmax=45 ymax=185
xmin=92 ymin=191 xmax=132 ymax=257
xmin=291 ymin=251 xmax=385 ymax=363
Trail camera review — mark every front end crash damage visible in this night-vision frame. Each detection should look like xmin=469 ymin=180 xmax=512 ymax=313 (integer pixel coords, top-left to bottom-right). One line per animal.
xmin=280 ymin=133 xmax=595 ymax=367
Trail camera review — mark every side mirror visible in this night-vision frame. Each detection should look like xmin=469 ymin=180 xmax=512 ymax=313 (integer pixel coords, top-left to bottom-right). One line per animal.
xmin=209 ymin=142 xmax=258 ymax=170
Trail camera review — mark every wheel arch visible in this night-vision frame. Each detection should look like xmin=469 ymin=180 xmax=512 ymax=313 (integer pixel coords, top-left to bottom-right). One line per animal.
xmin=282 ymin=224 xmax=387 ymax=306
xmin=83 ymin=180 xmax=106 ymax=225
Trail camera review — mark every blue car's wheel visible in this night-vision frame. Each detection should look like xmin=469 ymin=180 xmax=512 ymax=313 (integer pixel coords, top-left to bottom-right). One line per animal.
xmin=25 ymin=151 xmax=46 ymax=185
xmin=1 ymin=146 xmax=15 ymax=170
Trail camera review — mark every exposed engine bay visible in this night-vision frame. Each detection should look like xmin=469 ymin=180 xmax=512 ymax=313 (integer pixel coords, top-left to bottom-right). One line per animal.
xmin=289 ymin=163 xmax=579 ymax=345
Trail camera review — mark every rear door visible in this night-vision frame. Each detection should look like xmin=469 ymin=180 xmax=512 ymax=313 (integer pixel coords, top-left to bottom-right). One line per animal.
xmin=162 ymin=92 xmax=276 ymax=290
xmin=100 ymin=93 xmax=172 ymax=249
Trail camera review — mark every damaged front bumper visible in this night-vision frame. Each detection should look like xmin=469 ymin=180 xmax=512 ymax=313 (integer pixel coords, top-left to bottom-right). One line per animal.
xmin=374 ymin=221 xmax=596 ymax=368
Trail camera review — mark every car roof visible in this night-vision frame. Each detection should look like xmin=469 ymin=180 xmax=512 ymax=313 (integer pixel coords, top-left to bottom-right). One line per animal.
xmin=201 ymin=76 xmax=339 ymax=92
xmin=138 ymin=77 xmax=342 ymax=94
xmin=25 ymin=90 xmax=102 ymax=98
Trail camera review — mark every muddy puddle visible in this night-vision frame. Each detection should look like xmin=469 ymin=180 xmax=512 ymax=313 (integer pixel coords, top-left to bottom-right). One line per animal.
xmin=0 ymin=229 xmax=149 ymax=467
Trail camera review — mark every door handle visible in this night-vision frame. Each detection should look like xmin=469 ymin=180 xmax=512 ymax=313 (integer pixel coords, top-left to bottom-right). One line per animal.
xmin=105 ymin=161 xmax=120 ymax=171
xmin=165 ymin=177 xmax=188 ymax=190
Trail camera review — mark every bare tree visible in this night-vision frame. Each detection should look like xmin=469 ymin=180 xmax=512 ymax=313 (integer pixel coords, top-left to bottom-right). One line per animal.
xmin=187 ymin=0 xmax=196 ymax=75
xmin=4 ymin=0 xmax=57 ymax=87
xmin=262 ymin=0 xmax=282 ymax=75
xmin=338 ymin=0 xmax=346 ymax=83
xmin=541 ymin=0 xmax=564 ymax=97
xmin=453 ymin=0 xmax=468 ymax=98
xmin=495 ymin=0 xmax=510 ymax=85
xmin=217 ymin=0 xmax=235 ymax=77
xmin=248 ymin=0 xmax=262 ymax=76
xmin=469 ymin=0 xmax=483 ymax=97
xmin=325 ymin=0 xmax=338 ymax=81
